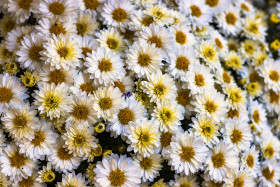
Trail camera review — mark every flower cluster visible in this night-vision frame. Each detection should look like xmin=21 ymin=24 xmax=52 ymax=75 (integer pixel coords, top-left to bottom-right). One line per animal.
xmin=0 ymin=0 xmax=279 ymax=186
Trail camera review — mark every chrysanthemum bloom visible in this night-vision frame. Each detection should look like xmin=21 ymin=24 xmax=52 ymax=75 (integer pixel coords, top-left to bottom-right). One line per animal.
xmin=7 ymin=0 xmax=36 ymax=23
xmin=145 ymin=4 xmax=173 ymax=26
xmin=226 ymin=169 xmax=255 ymax=187
xmin=167 ymin=131 xmax=209 ymax=176
xmin=169 ymin=23 xmax=196 ymax=48
xmin=259 ymin=160 xmax=280 ymax=187
xmin=36 ymin=163 xmax=56 ymax=183
xmin=77 ymin=0 xmax=105 ymax=14
xmin=223 ymin=84 xmax=247 ymax=110
xmin=260 ymin=59 xmax=280 ymax=92
xmin=249 ymin=101 xmax=267 ymax=130
xmin=133 ymin=153 xmax=163 ymax=182
xmin=5 ymin=26 xmax=32 ymax=52
xmin=205 ymin=142 xmax=239 ymax=182
xmin=126 ymin=119 xmax=160 ymax=157
xmin=75 ymin=11 xmax=99 ymax=36
xmin=0 ymin=144 xmax=35 ymax=182
xmin=2 ymin=103 xmax=37 ymax=141
xmin=56 ymin=172 xmax=88 ymax=187
xmin=0 ymin=73 xmax=28 ymax=113
xmin=242 ymin=15 xmax=266 ymax=42
xmin=197 ymin=41 xmax=219 ymax=69
xmin=32 ymin=83 xmax=72 ymax=119
xmin=169 ymin=175 xmax=199 ymax=187
xmin=240 ymin=145 xmax=260 ymax=177
xmin=69 ymin=72 xmax=96 ymax=96
xmin=94 ymin=154 xmax=141 ymax=187
xmin=260 ymin=134 xmax=280 ymax=160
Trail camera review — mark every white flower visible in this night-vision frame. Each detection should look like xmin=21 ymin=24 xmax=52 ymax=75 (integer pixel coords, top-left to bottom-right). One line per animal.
xmin=57 ymin=172 xmax=88 ymax=187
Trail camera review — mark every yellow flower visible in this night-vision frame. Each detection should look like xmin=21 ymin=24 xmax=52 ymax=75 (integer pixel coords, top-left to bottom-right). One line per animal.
xmin=270 ymin=13 xmax=279 ymax=24
xmin=4 ymin=62 xmax=19 ymax=75
xmin=20 ymin=71 xmax=40 ymax=87
xmin=270 ymin=39 xmax=280 ymax=51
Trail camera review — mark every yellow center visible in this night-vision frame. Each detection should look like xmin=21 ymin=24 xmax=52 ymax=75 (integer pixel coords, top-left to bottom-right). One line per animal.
xmin=13 ymin=115 xmax=27 ymax=128
xmin=45 ymin=94 xmax=60 ymax=109
xmin=226 ymin=12 xmax=237 ymax=25
xmin=222 ymin=72 xmax=231 ymax=84
xmin=176 ymin=56 xmax=190 ymax=70
xmin=57 ymin=47 xmax=69 ymax=58
xmin=269 ymin=90 xmax=279 ymax=104
xmin=215 ymin=38 xmax=223 ymax=49
xmin=233 ymin=177 xmax=244 ymax=187
xmin=118 ymin=108 xmax=134 ymax=125
xmin=57 ymin=147 xmax=73 ymax=160
xmin=99 ymin=97 xmax=112 ymax=110
xmin=141 ymin=16 xmax=153 ymax=27
xmin=31 ymin=131 xmax=45 ymax=146
xmin=83 ymin=0 xmax=99 ymax=10
xmin=49 ymin=70 xmax=65 ymax=84
xmin=246 ymin=154 xmax=254 ymax=168
xmin=252 ymin=110 xmax=260 ymax=123
xmin=206 ymin=0 xmax=219 ymax=7
xmin=201 ymin=121 xmax=214 ymax=138
xmin=180 ymin=146 xmax=195 ymax=162
xmin=244 ymin=43 xmax=255 ymax=55
xmin=202 ymin=46 xmax=216 ymax=61
xmin=160 ymin=132 xmax=172 ymax=147
xmin=43 ymin=170 xmax=55 ymax=182
xmin=49 ymin=23 xmax=66 ymax=35
xmin=109 ymin=169 xmax=126 ymax=187
xmin=231 ymin=129 xmax=243 ymax=143
xmin=248 ymin=22 xmax=259 ymax=34
xmin=106 ymin=38 xmax=118 ymax=49
xmin=1 ymin=48 xmax=14 ymax=61
xmin=154 ymin=83 xmax=166 ymax=96
xmin=73 ymin=105 xmax=89 ymax=120
xmin=0 ymin=87 xmax=13 ymax=103
xmin=138 ymin=53 xmax=151 ymax=67
xmin=112 ymin=8 xmax=127 ymax=22
xmin=9 ymin=152 xmax=26 ymax=168
xmin=49 ymin=2 xmax=65 ymax=15
xmin=140 ymin=157 xmax=153 ymax=170
xmin=76 ymin=22 xmax=88 ymax=35
xmin=81 ymin=47 xmax=92 ymax=58
xmin=29 ymin=45 xmax=44 ymax=62
xmin=227 ymin=108 xmax=239 ymax=119
xmin=205 ymin=100 xmax=217 ymax=114
xmin=190 ymin=5 xmax=202 ymax=17
xmin=139 ymin=133 xmax=150 ymax=144
xmin=264 ymin=146 xmax=275 ymax=158
xmin=241 ymin=3 xmax=249 ymax=11
xmin=18 ymin=0 xmax=33 ymax=10
xmin=212 ymin=153 xmax=225 ymax=168
xmin=98 ymin=59 xmax=113 ymax=72
xmin=177 ymin=90 xmax=191 ymax=106
xmin=262 ymin=167 xmax=274 ymax=181
xmin=114 ymin=81 xmax=125 ymax=93
xmin=229 ymin=91 xmax=242 ymax=103
xmin=74 ymin=135 xmax=86 ymax=146
xmin=269 ymin=70 xmax=280 ymax=82
xmin=195 ymin=73 xmax=205 ymax=87
xmin=148 ymin=36 xmax=163 ymax=48
xmin=175 ymin=31 xmax=187 ymax=45
xmin=160 ymin=109 xmax=172 ymax=123
xmin=80 ymin=83 xmax=95 ymax=94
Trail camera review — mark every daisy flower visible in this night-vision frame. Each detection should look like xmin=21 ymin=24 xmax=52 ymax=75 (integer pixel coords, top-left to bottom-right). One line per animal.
xmin=57 ymin=172 xmax=88 ymax=187
xmin=209 ymin=30 xmax=229 ymax=55
xmin=214 ymin=67 xmax=234 ymax=87
xmin=85 ymin=47 xmax=125 ymax=85
xmin=32 ymin=83 xmax=72 ymax=120
xmin=224 ymin=119 xmax=252 ymax=151
xmin=5 ymin=26 xmax=33 ymax=52
xmin=243 ymin=15 xmax=266 ymax=41
xmin=169 ymin=175 xmax=199 ymax=187
xmin=224 ymin=51 xmax=244 ymax=71
xmin=93 ymin=86 xmax=125 ymax=120
xmin=145 ymin=4 xmax=172 ymax=26
xmin=96 ymin=27 xmax=126 ymax=53
xmin=217 ymin=6 xmax=242 ymax=36
xmin=126 ymin=119 xmax=160 ymax=157
xmin=226 ymin=169 xmax=255 ymax=187
xmin=77 ymin=35 xmax=98 ymax=61
xmin=0 ymin=144 xmax=35 ymax=182
xmin=205 ymin=142 xmax=239 ymax=182
xmin=261 ymin=134 xmax=280 ymax=160
xmin=263 ymin=89 xmax=280 ymax=114
xmin=69 ymin=72 xmax=96 ymax=95
xmin=167 ymin=46 xmax=198 ymax=81
xmin=16 ymin=33 xmax=45 ymax=71
xmin=141 ymin=71 xmax=177 ymax=103
xmin=205 ymin=0 xmax=230 ymax=15
xmin=152 ymin=101 xmax=183 ymax=133
xmin=133 ymin=153 xmax=163 ymax=182
xmin=259 ymin=59 xmax=280 ymax=92
xmin=112 ymin=76 xmax=135 ymax=94
xmin=36 ymin=163 xmax=56 ymax=183
xmin=240 ymin=145 xmax=260 ymax=177
xmin=94 ymin=154 xmax=141 ymax=187
xmin=249 ymin=101 xmax=267 ymax=129
xmin=48 ymin=138 xmax=82 ymax=173
xmin=7 ymin=0 xmax=36 ymax=23
xmin=170 ymin=23 xmax=196 ymax=48
xmin=62 ymin=126 xmax=97 ymax=157
xmin=0 ymin=73 xmax=28 ymax=113
xmin=259 ymin=160 xmax=280 ymax=187
xmin=180 ymin=0 xmax=212 ymax=28
xmin=223 ymin=84 xmax=246 ymax=110
xmin=167 ymin=131 xmax=209 ymax=176
xmin=197 ymin=40 xmax=219 ymax=69
xmin=19 ymin=119 xmax=58 ymax=160
xmin=13 ymin=170 xmax=42 ymax=187
xmin=77 ymin=0 xmax=105 ymax=14
xmin=138 ymin=24 xmax=174 ymax=54
xmin=35 ymin=17 xmax=76 ymax=37
xmin=0 ymin=43 xmax=15 ymax=63
xmin=126 ymin=40 xmax=163 ymax=78
xmin=185 ymin=62 xmax=214 ymax=95
xmin=101 ymin=0 xmax=134 ymax=32
xmin=236 ymin=0 xmax=255 ymax=15
xmin=0 ymin=14 xmax=16 ymax=36
xmin=107 ymin=95 xmax=146 ymax=137
xmin=37 ymin=0 xmax=77 ymax=20
xmin=191 ymin=115 xmax=220 ymax=147
xmin=193 ymin=89 xmax=228 ymax=123
xmin=176 ymin=86 xmax=194 ymax=117
xmin=129 ymin=10 xmax=154 ymax=31
xmin=240 ymin=39 xmax=257 ymax=60
xmin=42 ymin=34 xmax=82 ymax=70
xmin=66 ymin=92 xmax=96 ymax=126
xmin=75 ymin=11 xmax=99 ymax=36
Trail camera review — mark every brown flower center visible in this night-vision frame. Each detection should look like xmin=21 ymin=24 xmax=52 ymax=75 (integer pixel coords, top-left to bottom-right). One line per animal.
xmin=49 ymin=70 xmax=65 ymax=84
xmin=154 ymin=84 xmax=166 ymax=96
xmin=109 ymin=169 xmax=126 ymax=187
xmin=9 ymin=152 xmax=26 ymax=168
xmin=212 ymin=153 xmax=225 ymax=168
xmin=57 ymin=47 xmax=69 ymax=58
xmin=118 ymin=108 xmax=134 ymax=125
xmin=19 ymin=176 xmax=34 ymax=187
xmin=57 ymin=147 xmax=72 ymax=160
xmin=262 ymin=167 xmax=274 ymax=181
xmin=49 ymin=23 xmax=66 ymax=35
xmin=106 ymin=38 xmax=118 ymax=50
xmin=98 ymin=59 xmax=113 ymax=72
xmin=233 ymin=177 xmax=244 ymax=187
xmin=252 ymin=110 xmax=260 ymax=124
xmin=83 ymin=0 xmax=99 ymax=10
xmin=176 ymin=56 xmax=189 ymax=71
xmin=81 ymin=47 xmax=92 ymax=58
xmin=160 ymin=132 xmax=172 ymax=147
xmin=13 ymin=116 xmax=27 ymax=128
xmin=205 ymin=100 xmax=217 ymax=114
xmin=99 ymin=97 xmax=112 ymax=110
xmin=29 ymin=45 xmax=44 ymax=62
xmin=269 ymin=90 xmax=279 ymax=104
xmin=222 ymin=72 xmax=231 ymax=84
xmin=73 ymin=105 xmax=89 ymax=120
xmin=264 ymin=146 xmax=275 ymax=158
xmin=190 ymin=5 xmax=202 ymax=17
xmin=215 ymin=38 xmax=223 ymax=49
xmin=246 ymin=154 xmax=254 ymax=168
xmin=0 ymin=87 xmax=13 ymax=103
xmin=269 ymin=70 xmax=280 ymax=82
xmin=148 ymin=36 xmax=163 ymax=48
xmin=112 ymin=8 xmax=127 ymax=22
xmin=175 ymin=31 xmax=187 ymax=45
xmin=177 ymin=90 xmax=191 ymax=106
xmin=227 ymin=108 xmax=239 ymax=119
xmin=114 ymin=81 xmax=125 ymax=93
xmin=80 ymin=83 xmax=95 ymax=94
xmin=180 ymin=146 xmax=195 ymax=162
xmin=231 ymin=129 xmax=243 ymax=143
xmin=31 ymin=131 xmax=45 ymax=146
xmin=226 ymin=12 xmax=237 ymax=25
xmin=49 ymin=2 xmax=65 ymax=15
xmin=206 ymin=0 xmax=219 ymax=7
xmin=18 ymin=0 xmax=33 ymax=10
xmin=195 ymin=73 xmax=205 ymax=87
xmin=140 ymin=157 xmax=153 ymax=170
